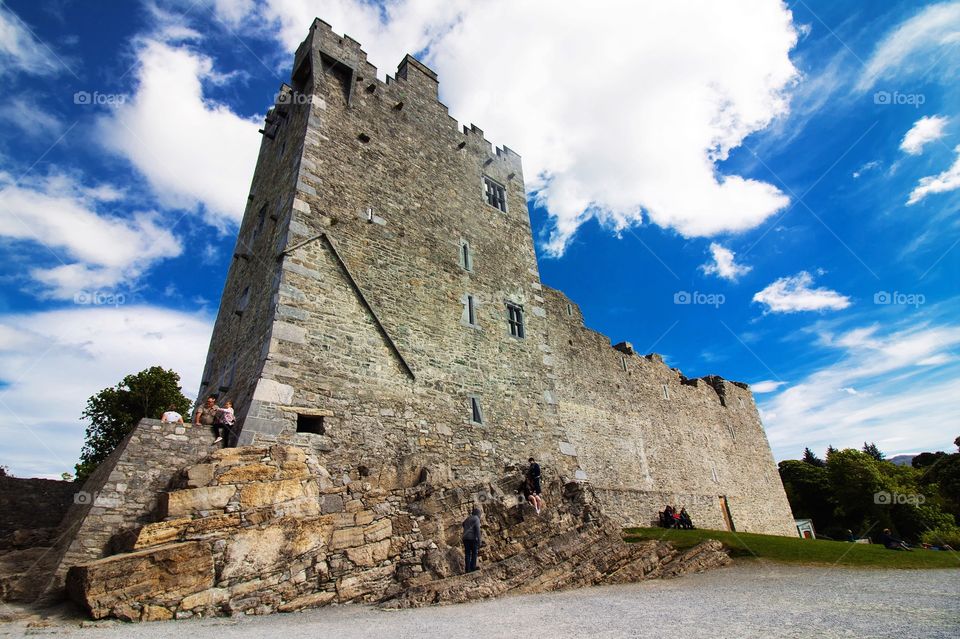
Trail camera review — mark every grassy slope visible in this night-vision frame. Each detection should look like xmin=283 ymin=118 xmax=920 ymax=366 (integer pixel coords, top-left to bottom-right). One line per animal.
xmin=624 ymin=527 xmax=960 ymax=569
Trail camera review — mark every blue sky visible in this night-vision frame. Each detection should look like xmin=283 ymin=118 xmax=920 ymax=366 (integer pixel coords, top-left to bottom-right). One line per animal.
xmin=0 ymin=0 xmax=958 ymax=478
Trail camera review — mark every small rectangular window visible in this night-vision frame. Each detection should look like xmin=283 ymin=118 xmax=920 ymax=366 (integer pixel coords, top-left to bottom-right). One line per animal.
xmin=253 ymin=203 xmax=267 ymax=239
xmin=483 ymin=176 xmax=507 ymax=212
xmin=297 ymin=414 xmax=325 ymax=434
xmin=662 ymin=384 xmax=670 ymax=400
xmin=470 ymin=396 xmax=483 ymax=424
xmin=467 ymin=294 xmax=477 ymax=326
xmin=507 ymin=303 xmax=524 ymax=338
xmin=459 ymin=240 xmax=472 ymax=271
xmin=738 ymin=397 xmax=745 ymax=408
xmin=235 ymin=286 xmax=250 ymax=316
xmin=566 ymin=303 xmax=573 ymax=316
xmin=620 ymin=357 xmax=627 ymax=372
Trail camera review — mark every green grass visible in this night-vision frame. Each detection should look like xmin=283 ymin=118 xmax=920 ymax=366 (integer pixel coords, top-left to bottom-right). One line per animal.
xmin=624 ymin=527 xmax=960 ymax=569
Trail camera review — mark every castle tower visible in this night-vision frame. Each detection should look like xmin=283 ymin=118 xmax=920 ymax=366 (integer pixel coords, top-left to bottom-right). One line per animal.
xmin=198 ymin=19 xmax=574 ymax=482
xmin=198 ymin=19 xmax=797 ymax=535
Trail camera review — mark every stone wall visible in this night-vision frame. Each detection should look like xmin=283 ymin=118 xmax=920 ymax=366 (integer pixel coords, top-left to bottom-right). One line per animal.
xmin=15 ymin=419 xmax=212 ymax=601
xmin=66 ymin=445 xmax=730 ymax=621
xmin=195 ymin=19 xmax=795 ymax=538
xmin=0 ymin=477 xmax=75 ymax=539
xmin=542 ymin=287 xmax=796 ymax=536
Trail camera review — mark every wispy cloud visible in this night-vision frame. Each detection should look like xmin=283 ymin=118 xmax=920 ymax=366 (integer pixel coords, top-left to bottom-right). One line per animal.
xmin=856 ymin=1 xmax=960 ymax=92
xmin=907 ymin=145 xmax=960 ymax=204
xmin=762 ymin=317 xmax=960 ymax=459
xmin=0 ymin=171 xmax=181 ymax=299
xmin=753 ymin=271 xmax=851 ymax=313
xmin=0 ymin=4 xmax=62 ymax=76
xmin=700 ymin=242 xmax=753 ymax=281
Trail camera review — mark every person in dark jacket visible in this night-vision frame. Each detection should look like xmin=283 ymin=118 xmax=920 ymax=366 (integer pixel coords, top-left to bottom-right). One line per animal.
xmin=526 ymin=457 xmax=545 ymax=513
xmin=462 ymin=507 xmax=482 ymax=572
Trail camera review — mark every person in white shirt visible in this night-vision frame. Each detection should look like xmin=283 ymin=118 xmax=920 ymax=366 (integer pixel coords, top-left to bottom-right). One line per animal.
xmin=161 ymin=405 xmax=184 ymax=424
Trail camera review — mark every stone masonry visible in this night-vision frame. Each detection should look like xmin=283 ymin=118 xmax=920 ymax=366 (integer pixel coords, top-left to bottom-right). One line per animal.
xmin=66 ymin=444 xmax=731 ymax=621
xmin=195 ymin=18 xmax=797 ymax=537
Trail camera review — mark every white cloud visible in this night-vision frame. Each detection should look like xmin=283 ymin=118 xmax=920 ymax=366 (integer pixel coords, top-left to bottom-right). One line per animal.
xmin=0 ymin=306 xmax=213 ymax=478
xmin=0 ymin=96 xmax=65 ymax=138
xmin=98 ymin=38 xmax=261 ymax=225
xmin=215 ymin=0 xmax=799 ymax=254
xmin=700 ymin=242 xmax=752 ymax=281
xmin=0 ymin=172 xmax=181 ymax=298
xmin=752 ymin=271 xmax=851 ymax=313
xmin=0 ymin=5 xmax=61 ymax=76
xmin=907 ymin=144 xmax=960 ymax=204
xmin=761 ymin=320 xmax=960 ymax=460
xmin=750 ymin=380 xmax=787 ymax=393
xmin=856 ymin=1 xmax=960 ymax=92
xmin=852 ymin=160 xmax=881 ymax=179
xmin=900 ymin=115 xmax=949 ymax=155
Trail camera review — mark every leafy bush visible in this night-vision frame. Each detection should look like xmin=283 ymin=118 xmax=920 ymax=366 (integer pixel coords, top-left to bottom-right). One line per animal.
xmin=920 ymin=526 xmax=960 ymax=549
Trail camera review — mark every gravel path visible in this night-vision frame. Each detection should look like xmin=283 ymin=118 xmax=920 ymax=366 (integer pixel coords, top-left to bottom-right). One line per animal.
xmin=3 ymin=563 xmax=958 ymax=638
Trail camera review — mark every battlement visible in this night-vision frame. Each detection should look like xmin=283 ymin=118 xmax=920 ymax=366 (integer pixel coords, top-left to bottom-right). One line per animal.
xmin=290 ymin=19 xmax=522 ymax=175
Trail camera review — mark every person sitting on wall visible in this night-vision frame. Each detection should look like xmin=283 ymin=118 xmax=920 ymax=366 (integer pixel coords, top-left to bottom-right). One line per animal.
xmin=877 ymin=528 xmax=912 ymax=551
xmin=526 ymin=457 xmax=545 ymax=513
xmin=679 ymin=507 xmax=694 ymax=529
xmin=660 ymin=505 xmax=674 ymax=528
xmin=213 ymin=400 xmax=236 ymax=446
xmin=520 ymin=476 xmax=544 ymax=514
xmin=672 ymin=506 xmax=682 ymax=529
xmin=160 ymin=405 xmax=184 ymax=424
xmin=194 ymin=395 xmax=219 ymax=439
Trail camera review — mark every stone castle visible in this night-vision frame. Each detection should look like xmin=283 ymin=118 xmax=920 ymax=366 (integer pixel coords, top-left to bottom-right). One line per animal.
xmin=0 ymin=19 xmax=795 ymax=620
xmin=197 ymin=19 xmax=795 ymax=537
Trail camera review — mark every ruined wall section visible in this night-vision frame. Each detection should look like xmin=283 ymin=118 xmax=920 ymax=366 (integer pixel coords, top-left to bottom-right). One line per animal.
xmin=15 ymin=419 xmax=212 ymax=601
xmin=542 ymin=287 xmax=795 ymax=536
xmin=233 ymin=20 xmax=574 ymax=482
xmin=0 ymin=477 xmax=75 ymax=539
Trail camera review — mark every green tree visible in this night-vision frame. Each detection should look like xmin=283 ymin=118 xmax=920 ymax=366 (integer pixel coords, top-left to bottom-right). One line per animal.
xmin=802 ymin=447 xmax=825 ymax=467
xmin=778 ymin=460 xmax=832 ymax=531
xmin=862 ymin=442 xmax=885 ymax=461
xmin=826 ymin=449 xmax=889 ymax=535
xmin=76 ymin=366 xmax=191 ymax=482
xmin=912 ymin=451 xmax=946 ymax=469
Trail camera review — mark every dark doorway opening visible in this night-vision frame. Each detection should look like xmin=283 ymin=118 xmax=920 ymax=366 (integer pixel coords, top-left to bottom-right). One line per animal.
xmin=297 ymin=414 xmax=325 ymax=435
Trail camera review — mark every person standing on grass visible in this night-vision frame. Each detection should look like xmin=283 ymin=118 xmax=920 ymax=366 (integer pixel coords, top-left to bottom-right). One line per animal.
xmin=462 ymin=507 xmax=482 ymax=573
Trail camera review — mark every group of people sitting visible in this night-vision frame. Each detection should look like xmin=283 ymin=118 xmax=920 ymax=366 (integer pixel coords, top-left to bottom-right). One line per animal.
xmin=658 ymin=505 xmax=694 ymax=529
xmin=160 ymin=395 xmax=236 ymax=447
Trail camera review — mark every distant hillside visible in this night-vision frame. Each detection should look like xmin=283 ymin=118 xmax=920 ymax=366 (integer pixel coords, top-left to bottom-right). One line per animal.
xmin=888 ymin=454 xmax=915 ymax=466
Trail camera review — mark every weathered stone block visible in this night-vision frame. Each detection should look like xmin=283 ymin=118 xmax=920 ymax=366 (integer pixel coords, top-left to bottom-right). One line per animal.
xmin=239 ymin=478 xmax=316 ymax=509
xmin=217 ymin=463 xmax=277 ymax=484
xmin=335 ymin=565 xmax=396 ymax=601
xmin=163 ymin=485 xmax=236 ymax=518
xmin=364 ymin=518 xmax=392 ymax=543
xmin=344 ymin=539 xmax=390 ymax=567
xmin=66 ymin=541 xmax=213 ymax=620
xmin=278 ymin=590 xmax=336 ymax=612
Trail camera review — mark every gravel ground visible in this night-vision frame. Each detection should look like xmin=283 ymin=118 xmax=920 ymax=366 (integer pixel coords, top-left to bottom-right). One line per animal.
xmin=3 ymin=562 xmax=958 ymax=639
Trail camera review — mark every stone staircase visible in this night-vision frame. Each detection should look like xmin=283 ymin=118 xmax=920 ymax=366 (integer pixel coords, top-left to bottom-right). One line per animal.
xmin=64 ymin=446 xmax=731 ymax=621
